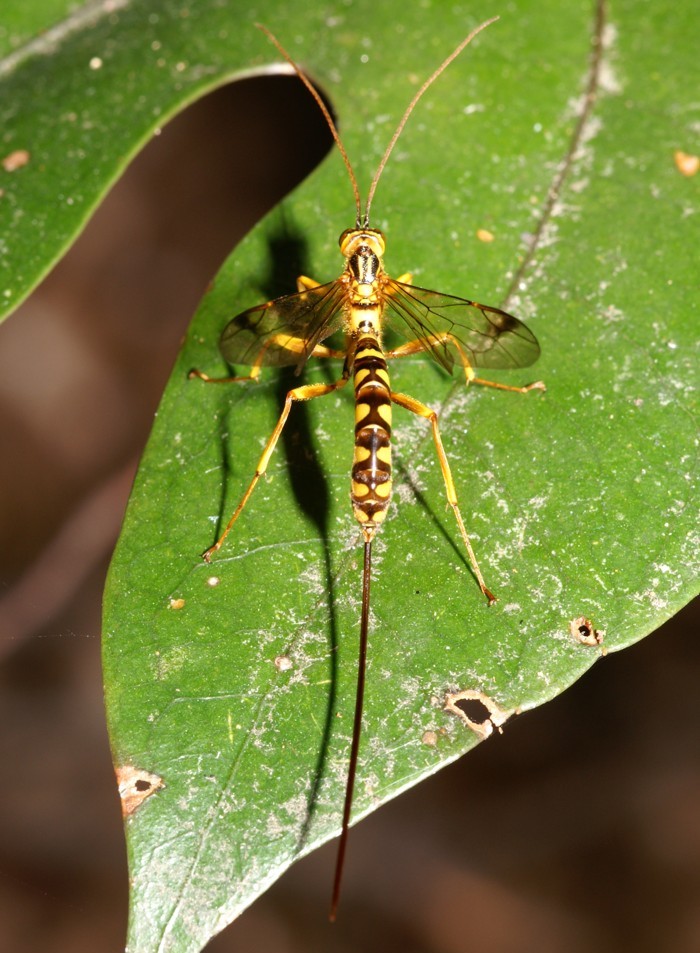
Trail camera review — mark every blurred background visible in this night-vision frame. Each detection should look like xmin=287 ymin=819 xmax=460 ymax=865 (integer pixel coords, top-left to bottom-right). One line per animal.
xmin=0 ymin=73 xmax=698 ymax=953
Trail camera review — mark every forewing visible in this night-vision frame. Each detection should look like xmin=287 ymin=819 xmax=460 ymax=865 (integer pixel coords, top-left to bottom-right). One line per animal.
xmin=219 ymin=279 xmax=347 ymax=372
xmin=384 ymin=279 xmax=540 ymax=374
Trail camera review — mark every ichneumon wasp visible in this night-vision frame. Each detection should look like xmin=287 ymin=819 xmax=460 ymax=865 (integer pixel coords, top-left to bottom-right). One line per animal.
xmin=190 ymin=17 xmax=544 ymax=920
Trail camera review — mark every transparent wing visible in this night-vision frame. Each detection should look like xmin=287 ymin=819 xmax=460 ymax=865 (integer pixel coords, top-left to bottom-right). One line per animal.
xmin=383 ymin=278 xmax=540 ymax=374
xmin=219 ymin=279 xmax=347 ymax=373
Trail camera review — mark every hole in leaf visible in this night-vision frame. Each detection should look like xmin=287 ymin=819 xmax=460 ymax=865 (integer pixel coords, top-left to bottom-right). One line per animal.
xmin=454 ymin=696 xmax=491 ymax=724
xmin=444 ymin=689 xmax=514 ymax=739
xmin=569 ymin=615 xmax=606 ymax=652
xmin=116 ymin=765 xmax=164 ymax=817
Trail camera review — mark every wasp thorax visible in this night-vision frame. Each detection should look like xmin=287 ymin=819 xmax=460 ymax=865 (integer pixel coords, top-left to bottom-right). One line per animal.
xmin=339 ymin=228 xmax=386 ymax=259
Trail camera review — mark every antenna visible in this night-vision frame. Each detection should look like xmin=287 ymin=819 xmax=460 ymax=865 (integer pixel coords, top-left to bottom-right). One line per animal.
xmin=256 ymin=24 xmax=363 ymax=225
xmin=364 ymin=17 xmax=499 ymax=223
xmin=258 ymin=18 xmax=498 ymax=227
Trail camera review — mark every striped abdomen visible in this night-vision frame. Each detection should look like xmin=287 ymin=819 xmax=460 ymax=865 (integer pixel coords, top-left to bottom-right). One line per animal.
xmin=351 ymin=335 xmax=392 ymax=536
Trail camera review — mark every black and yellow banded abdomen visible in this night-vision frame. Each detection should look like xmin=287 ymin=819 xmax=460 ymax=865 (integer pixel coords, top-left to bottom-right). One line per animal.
xmin=351 ymin=336 xmax=392 ymax=535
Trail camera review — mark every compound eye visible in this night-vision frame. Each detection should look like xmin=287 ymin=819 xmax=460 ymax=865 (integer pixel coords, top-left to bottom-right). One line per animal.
xmin=338 ymin=228 xmax=355 ymax=252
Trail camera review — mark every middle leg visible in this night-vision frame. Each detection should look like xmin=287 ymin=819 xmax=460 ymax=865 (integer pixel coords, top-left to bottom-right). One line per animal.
xmin=387 ymin=334 xmax=545 ymax=393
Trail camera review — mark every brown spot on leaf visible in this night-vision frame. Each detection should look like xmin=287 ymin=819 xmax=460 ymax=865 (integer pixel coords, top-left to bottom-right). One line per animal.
xmin=444 ymin=689 xmax=514 ymax=739
xmin=116 ymin=765 xmax=163 ymax=817
xmin=570 ymin=615 xmax=606 ymax=653
xmin=2 ymin=149 xmax=30 ymax=172
xmin=274 ymin=654 xmax=293 ymax=672
xmin=674 ymin=150 xmax=699 ymax=177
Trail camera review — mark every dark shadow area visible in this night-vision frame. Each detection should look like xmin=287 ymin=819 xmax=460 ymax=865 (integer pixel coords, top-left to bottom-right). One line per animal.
xmin=277 ymin=359 xmax=341 ymax=852
xmin=261 ymin=217 xmax=313 ymax=301
xmin=189 ymin=92 xmax=344 ymax=847
xmin=198 ymin=219 xmax=319 ymax=549
xmin=257 ymin=223 xmax=341 ymax=851
xmin=188 ymin=202 xmax=344 ymax=851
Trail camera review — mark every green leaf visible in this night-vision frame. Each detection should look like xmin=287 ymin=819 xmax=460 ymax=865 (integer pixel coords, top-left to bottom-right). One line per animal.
xmin=0 ymin=2 xmax=77 ymax=59
xmin=7 ymin=0 xmax=697 ymax=950
xmin=0 ymin=0 xmax=334 ymax=320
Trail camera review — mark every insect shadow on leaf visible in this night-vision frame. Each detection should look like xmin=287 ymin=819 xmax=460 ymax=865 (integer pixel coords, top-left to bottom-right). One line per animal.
xmin=255 ymin=218 xmax=343 ymax=846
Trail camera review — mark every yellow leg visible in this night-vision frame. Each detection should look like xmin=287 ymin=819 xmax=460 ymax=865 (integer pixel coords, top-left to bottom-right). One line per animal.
xmin=203 ymin=377 xmax=348 ymax=561
xmin=467 ymin=373 xmax=545 ymax=393
xmin=189 ymin=367 xmax=260 ymax=384
xmin=387 ymin=334 xmax=545 ymax=393
xmin=390 ymin=389 xmax=496 ymax=604
xmin=297 ymin=275 xmax=320 ymax=291
xmin=309 ymin=343 xmax=347 ymax=360
xmin=189 ymin=339 xmax=345 ymax=385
